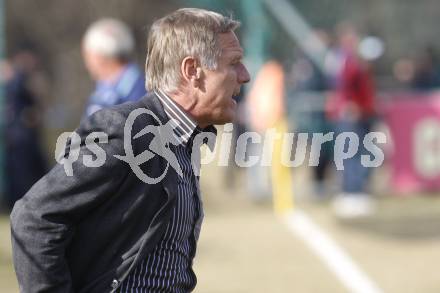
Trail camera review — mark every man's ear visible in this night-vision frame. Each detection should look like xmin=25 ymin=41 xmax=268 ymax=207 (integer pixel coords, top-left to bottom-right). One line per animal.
xmin=181 ymin=56 xmax=202 ymax=86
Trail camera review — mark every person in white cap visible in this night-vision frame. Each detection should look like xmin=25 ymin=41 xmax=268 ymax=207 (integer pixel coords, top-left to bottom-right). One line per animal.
xmin=82 ymin=18 xmax=146 ymax=117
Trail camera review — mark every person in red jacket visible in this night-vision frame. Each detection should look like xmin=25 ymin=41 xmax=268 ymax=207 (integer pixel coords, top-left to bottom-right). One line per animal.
xmin=329 ymin=23 xmax=376 ymax=218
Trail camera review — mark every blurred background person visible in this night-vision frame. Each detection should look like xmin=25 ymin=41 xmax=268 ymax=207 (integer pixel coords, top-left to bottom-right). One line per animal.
xmin=245 ymin=60 xmax=286 ymax=201
xmin=2 ymin=48 xmax=48 ymax=210
xmin=289 ymin=29 xmax=334 ymax=199
xmin=82 ymin=18 xmax=146 ymax=117
xmin=327 ymin=23 xmax=376 ymax=218
xmin=411 ymin=46 xmax=440 ymax=90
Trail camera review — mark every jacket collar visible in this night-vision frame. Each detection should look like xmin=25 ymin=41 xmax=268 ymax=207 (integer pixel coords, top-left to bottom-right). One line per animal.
xmin=140 ymin=92 xmax=170 ymax=126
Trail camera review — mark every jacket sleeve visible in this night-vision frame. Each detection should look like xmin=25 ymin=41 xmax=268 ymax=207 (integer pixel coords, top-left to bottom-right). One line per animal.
xmin=10 ymin=108 xmax=131 ymax=292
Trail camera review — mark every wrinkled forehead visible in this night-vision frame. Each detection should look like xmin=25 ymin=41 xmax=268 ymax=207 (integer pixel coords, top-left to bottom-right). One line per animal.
xmin=218 ymin=32 xmax=244 ymax=56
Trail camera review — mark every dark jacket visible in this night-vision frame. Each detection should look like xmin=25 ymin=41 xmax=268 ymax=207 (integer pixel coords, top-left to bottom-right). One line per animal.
xmin=11 ymin=93 xmax=179 ymax=292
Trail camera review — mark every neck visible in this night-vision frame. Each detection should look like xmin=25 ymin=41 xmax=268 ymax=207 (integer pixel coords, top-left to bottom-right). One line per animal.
xmin=168 ymin=89 xmax=200 ymax=121
xmin=98 ymin=62 xmax=127 ymax=83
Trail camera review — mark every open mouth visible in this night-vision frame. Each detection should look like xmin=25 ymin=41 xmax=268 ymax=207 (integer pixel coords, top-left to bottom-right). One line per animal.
xmin=232 ymin=91 xmax=241 ymax=100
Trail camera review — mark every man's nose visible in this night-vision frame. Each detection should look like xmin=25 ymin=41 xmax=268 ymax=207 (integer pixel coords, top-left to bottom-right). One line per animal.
xmin=238 ymin=63 xmax=250 ymax=84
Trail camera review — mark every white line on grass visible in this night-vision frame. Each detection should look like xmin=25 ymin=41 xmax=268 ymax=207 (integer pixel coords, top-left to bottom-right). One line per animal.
xmin=282 ymin=209 xmax=382 ymax=293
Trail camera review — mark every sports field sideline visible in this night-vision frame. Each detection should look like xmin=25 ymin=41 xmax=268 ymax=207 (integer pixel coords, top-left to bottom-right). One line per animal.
xmin=194 ymin=164 xmax=440 ymax=293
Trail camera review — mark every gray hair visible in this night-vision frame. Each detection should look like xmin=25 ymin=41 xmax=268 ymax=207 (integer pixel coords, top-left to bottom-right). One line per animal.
xmin=146 ymin=8 xmax=240 ymax=93
xmin=83 ymin=18 xmax=135 ymax=60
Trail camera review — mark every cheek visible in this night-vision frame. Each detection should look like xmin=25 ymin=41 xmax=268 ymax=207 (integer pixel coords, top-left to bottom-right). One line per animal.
xmin=213 ymin=71 xmax=236 ymax=97
xmin=228 ymin=68 xmax=239 ymax=83
xmin=202 ymin=70 xmax=236 ymax=109
xmin=206 ymin=74 xmax=231 ymax=97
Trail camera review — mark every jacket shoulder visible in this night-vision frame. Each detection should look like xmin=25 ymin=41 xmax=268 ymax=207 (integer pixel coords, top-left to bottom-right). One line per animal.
xmin=80 ymin=93 xmax=160 ymax=135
